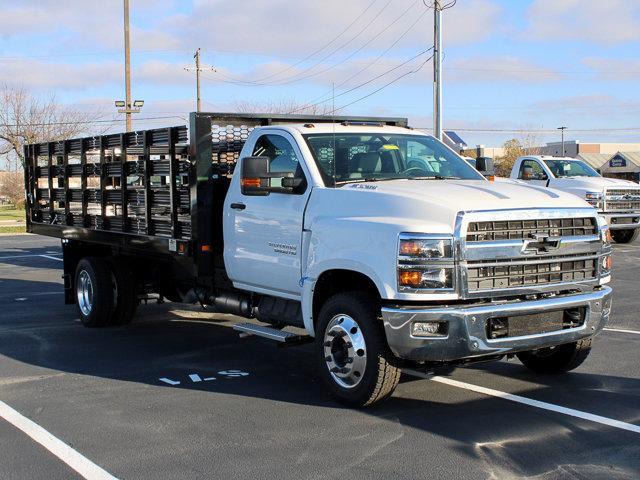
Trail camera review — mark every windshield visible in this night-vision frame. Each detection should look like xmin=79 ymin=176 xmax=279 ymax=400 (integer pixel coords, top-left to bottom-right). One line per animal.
xmin=543 ymin=159 xmax=600 ymax=178
xmin=303 ymin=133 xmax=483 ymax=186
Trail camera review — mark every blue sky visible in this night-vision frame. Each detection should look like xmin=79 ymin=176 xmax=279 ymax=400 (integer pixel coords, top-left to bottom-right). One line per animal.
xmin=1 ymin=0 xmax=639 ymax=147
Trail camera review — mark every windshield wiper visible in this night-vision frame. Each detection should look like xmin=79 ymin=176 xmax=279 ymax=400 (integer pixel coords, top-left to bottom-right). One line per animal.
xmin=336 ymin=177 xmax=408 ymax=185
xmin=407 ymin=175 xmax=460 ymax=180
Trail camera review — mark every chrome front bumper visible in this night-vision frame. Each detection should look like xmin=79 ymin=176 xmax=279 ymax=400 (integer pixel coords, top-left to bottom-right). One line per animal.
xmin=381 ymin=286 xmax=612 ymax=362
xmin=602 ymin=212 xmax=640 ymax=230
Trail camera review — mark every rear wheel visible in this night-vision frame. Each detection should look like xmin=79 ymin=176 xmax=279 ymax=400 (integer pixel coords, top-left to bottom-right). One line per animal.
xmin=517 ymin=338 xmax=592 ymax=374
xmin=108 ymin=259 xmax=138 ymax=326
xmin=315 ymin=292 xmax=400 ymax=407
xmin=75 ymin=257 xmax=114 ymax=327
xmin=611 ymin=228 xmax=638 ymax=244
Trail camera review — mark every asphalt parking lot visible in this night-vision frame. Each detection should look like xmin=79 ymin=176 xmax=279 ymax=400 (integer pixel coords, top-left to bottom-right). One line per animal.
xmin=0 ymin=234 xmax=638 ymax=480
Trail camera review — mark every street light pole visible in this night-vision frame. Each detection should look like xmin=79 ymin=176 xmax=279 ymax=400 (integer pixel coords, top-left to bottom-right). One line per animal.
xmin=123 ymin=0 xmax=132 ymax=132
xmin=557 ymin=126 xmax=567 ymax=156
xmin=433 ymin=0 xmax=443 ymax=141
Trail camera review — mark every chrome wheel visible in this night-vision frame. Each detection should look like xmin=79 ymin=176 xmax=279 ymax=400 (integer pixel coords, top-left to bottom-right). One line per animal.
xmin=76 ymin=270 xmax=93 ymax=316
xmin=323 ymin=314 xmax=367 ymax=389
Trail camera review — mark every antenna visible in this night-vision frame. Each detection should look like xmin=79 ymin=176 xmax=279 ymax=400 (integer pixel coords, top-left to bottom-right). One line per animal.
xmin=332 ymin=82 xmax=336 ymax=186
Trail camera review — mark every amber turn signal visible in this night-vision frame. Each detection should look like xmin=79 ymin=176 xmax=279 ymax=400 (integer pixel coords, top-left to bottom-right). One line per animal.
xmin=241 ymin=178 xmax=261 ymax=188
xmin=399 ymin=270 xmax=422 ymax=287
xmin=399 ymin=241 xmax=421 ymax=256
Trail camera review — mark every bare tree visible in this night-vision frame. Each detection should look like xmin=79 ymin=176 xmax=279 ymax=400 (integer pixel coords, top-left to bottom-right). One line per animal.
xmin=0 ymin=84 xmax=108 ymax=170
xmin=233 ymin=99 xmax=334 ymax=115
xmin=0 ymin=171 xmax=25 ymax=207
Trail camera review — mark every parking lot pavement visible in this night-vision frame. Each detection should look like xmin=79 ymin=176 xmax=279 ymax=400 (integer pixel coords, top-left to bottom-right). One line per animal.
xmin=1 ymin=235 xmax=639 ymax=480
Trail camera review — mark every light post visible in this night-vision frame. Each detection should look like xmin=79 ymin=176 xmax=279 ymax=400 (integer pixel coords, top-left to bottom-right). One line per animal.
xmin=557 ymin=126 xmax=567 ymax=156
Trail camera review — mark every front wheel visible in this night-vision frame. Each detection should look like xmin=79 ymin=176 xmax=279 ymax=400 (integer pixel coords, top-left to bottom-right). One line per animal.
xmin=516 ymin=338 xmax=592 ymax=374
xmin=315 ymin=292 xmax=400 ymax=407
xmin=611 ymin=228 xmax=638 ymax=244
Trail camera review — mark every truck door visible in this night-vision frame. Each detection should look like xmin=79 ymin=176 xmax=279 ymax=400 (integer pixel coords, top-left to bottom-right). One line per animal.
xmin=517 ymin=159 xmax=549 ymax=186
xmin=224 ymin=132 xmax=310 ymax=297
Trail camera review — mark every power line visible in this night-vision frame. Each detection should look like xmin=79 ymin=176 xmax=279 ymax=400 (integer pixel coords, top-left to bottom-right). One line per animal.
xmin=268 ymin=0 xmax=419 ymax=86
xmin=332 ymin=53 xmax=434 ymax=113
xmin=242 ymin=0 xmax=381 ymax=84
xmin=205 ymin=0 xmax=396 ymax=86
xmin=415 ymin=126 xmax=640 ymax=133
xmin=288 ymin=48 xmax=433 ymax=114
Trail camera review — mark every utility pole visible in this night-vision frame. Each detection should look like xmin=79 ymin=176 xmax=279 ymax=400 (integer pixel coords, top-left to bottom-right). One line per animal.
xmin=185 ymin=49 xmax=215 ymax=112
xmin=123 ymin=0 xmax=132 ymax=131
xmin=195 ymin=48 xmax=201 ymax=112
xmin=433 ymin=0 xmax=443 ymax=141
xmin=557 ymin=126 xmax=567 ymax=156
xmin=116 ymin=0 xmax=143 ymax=130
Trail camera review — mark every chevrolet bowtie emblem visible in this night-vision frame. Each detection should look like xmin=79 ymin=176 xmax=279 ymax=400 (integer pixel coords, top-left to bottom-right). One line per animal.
xmin=522 ymin=232 xmax=561 ymax=254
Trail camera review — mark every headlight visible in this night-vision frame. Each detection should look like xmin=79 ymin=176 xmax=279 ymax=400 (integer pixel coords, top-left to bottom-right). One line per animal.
xmin=398 ymin=234 xmax=455 ymax=291
xmin=601 ymin=224 xmax=612 ymax=245
xmin=398 ymin=267 xmax=453 ymax=289
xmin=399 ymin=237 xmax=453 ymax=259
xmin=601 ymin=253 xmax=612 ymax=276
xmin=585 ymin=191 xmax=603 ymax=208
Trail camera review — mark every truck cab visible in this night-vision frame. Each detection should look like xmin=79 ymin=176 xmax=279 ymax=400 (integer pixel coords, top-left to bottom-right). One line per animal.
xmin=511 ymin=155 xmax=640 ymax=243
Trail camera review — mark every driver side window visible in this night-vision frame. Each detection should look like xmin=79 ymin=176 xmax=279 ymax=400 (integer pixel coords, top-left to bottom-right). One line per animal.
xmin=518 ymin=160 xmax=547 ymax=180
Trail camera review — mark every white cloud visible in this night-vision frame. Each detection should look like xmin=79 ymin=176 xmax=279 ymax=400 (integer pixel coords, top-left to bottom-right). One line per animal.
xmin=582 ymin=57 xmax=640 ymax=81
xmin=445 ymin=56 xmax=563 ymax=83
xmin=169 ymin=0 xmax=502 ymax=56
xmin=525 ymin=0 xmax=640 ymax=44
xmin=0 ymin=59 xmax=121 ymax=89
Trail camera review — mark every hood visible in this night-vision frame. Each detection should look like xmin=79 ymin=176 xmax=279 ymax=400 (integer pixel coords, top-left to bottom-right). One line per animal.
xmin=308 ymin=179 xmax=594 ymax=235
xmin=551 ymin=176 xmax=640 ymax=192
xmin=348 ymin=179 xmax=589 ymax=211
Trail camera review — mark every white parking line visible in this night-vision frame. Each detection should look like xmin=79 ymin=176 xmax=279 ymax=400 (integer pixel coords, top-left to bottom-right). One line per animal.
xmin=0 ymin=400 xmax=118 ymax=480
xmin=0 ymin=253 xmax=60 ymax=260
xmin=604 ymin=327 xmax=640 ymax=335
xmin=39 ymin=255 xmax=63 ymax=262
xmin=404 ymin=370 xmax=640 ymax=435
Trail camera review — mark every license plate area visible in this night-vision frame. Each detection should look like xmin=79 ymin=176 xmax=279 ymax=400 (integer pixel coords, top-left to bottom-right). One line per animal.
xmin=486 ymin=308 xmax=586 ymax=339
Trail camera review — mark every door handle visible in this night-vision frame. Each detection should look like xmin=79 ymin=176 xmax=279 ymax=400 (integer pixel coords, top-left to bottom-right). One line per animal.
xmin=230 ymin=202 xmax=246 ymax=210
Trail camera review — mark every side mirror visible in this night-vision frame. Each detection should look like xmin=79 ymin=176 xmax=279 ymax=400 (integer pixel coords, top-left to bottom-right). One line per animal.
xmin=522 ymin=166 xmax=534 ymax=180
xmin=241 ymin=156 xmax=270 ymax=196
xmin=240 ymin=156 xmax=300 ymax=195
xmin=475 ymin=157 xmax=494 ymax=176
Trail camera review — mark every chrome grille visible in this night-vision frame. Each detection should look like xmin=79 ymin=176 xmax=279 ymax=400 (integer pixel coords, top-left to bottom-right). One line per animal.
xmin=466 ymin=217 xmax=596 ymax=242
xmin=606 ymin=188 xmax=640 ymax=196
xmin=604 ymin=188 xmax=640 ymax=212
xmin=467 ymin=255 xmax=598 ymax=292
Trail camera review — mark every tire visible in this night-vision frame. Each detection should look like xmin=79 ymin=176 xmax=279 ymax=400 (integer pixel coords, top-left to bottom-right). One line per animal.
xmin=108 ymin=259 xmax=138 ymax=326
xmin=315 ymin=292 xmax=400 ymax=407
xmin=610 ymin=228 xmax=639 ymax=244
xmin=74 ymin=257 xmax=114 ymax=327
xmin=516 ymin=338 xmax=592 ymax=374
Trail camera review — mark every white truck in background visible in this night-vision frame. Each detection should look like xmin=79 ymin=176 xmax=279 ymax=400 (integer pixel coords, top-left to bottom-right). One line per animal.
xmin=511 ymin=155 xmax=640 ymax=243
xmin=25 ymin=114 xmax=613 ymax=407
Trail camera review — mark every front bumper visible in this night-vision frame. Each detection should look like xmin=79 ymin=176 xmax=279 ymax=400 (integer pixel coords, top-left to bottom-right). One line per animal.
xmin=381 ymin=286 xmax=612 ymax=362
xmin=601 ymin=212 xmax=640 ymax=230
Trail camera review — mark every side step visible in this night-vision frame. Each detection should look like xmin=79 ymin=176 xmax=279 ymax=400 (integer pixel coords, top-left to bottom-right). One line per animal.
xmin=233 ymin=322 xmax=312 ymax=345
